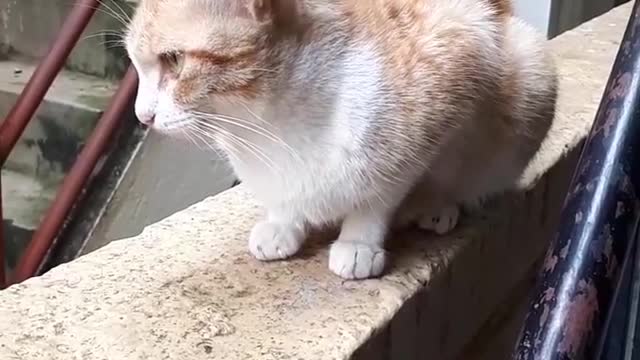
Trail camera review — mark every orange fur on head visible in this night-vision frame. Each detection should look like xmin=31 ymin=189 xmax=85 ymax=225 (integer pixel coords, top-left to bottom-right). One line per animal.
xmin=488 ymin=0 xmax=512 ymax=18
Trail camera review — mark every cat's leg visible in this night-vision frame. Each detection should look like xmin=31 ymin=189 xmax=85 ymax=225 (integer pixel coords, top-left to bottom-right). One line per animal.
xmin=329 ymin=204 xmax=392 ymax=279
xmin=249 ymin=209 xmax=307 ymax=261
xmin=413 ymin=205 xmax=460 ymax=235
xmin=393 ymin=182 xmax=460 ymax=235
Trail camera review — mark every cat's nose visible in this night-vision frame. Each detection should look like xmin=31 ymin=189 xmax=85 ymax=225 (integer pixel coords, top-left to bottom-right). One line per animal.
xmin=137 ymin=112 xmax=155 ymax=126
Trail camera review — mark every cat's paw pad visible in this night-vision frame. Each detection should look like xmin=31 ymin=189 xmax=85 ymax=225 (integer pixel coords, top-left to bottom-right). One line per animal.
xmin=417 ymin=205 xmax=460 ymax=235
xmin=249 ymin=221 xmax=304 ymax=261
xmin=329 ymin=241 xmax=386 ymax=280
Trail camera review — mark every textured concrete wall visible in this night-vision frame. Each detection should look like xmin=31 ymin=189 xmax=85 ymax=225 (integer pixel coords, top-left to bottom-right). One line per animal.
xmin=0 ymin=0 xmax=130 ymax=79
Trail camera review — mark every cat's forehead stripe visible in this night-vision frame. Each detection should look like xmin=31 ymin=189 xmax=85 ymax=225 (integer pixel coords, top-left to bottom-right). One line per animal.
xmin=187 ymin=50 xmax=256 ymax=65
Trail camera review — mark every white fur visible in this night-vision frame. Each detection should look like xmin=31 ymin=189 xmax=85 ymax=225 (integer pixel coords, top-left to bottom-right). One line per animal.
xmin=127 ymin=0 xmax=556 ymax=280
xmin=132 ymin=59 xmax=161 ymax=124
xmin=224 ymin=44 xmax=397 ymax=278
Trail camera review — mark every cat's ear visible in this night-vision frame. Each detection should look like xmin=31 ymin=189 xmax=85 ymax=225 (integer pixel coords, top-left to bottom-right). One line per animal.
xmin=247 ymin=0 xmax=272 ymax=22
xmin=246 ymin=0 xmax=299 ymax=24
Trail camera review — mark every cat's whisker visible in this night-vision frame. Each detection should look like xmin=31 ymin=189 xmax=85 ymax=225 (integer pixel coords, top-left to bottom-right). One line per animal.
xmin=101 ymin=0 xmax=132 ymax=23
xmin=191 ymin=110 xmax=273 ymax=133
xmin=189 ymin=123 xmax=221 ymax=145
xmin=102 ymin=41 xmax=127 ymax=50
xmin=199 ymin=123 xmax=280 ymax=175
xmin=179 ymin=128 xmax=201 ymax=149
xmin=374 ymin=164 xmax=408 ymax=186
xmin=185 ymin=122 xmax=244 ymax=165
xmin=245 ymin=67 xmax=279 ymax=74
xmin=236 ymin=104 xmax=275 ymax=128
xmin=72 ymin=2 xmax=129 ymax=27
xmin=81 ymin=30 xmax=124 ymax=43
xmin=180 ymin=124 xmax=213 ymax=150
xmin=95 ymin=0 xmax=132 ymax=25
xmin=213 ymin=137 xmax=243 ymax=165
xmin=191 ymin=110 xmax=302 ymax=163
xmin=184 ymin=121 xmax=219 ymax=145
xmin=191 ymin=112 xmax=285 ymax=148
xmin=214 ymin=137 xmax=243 ymax=167
xmin=192 ymin=120 xmax=281 ymax=175
xmin=229 ymin=135 xmax=281 ymax=175
xmin=190 ymin=125 xmax=256 ymax=171
xmin=186 ymin=129 xmax=227 ymax=160
xmin=237 ymin=104 xmax=304 ymax=163
xmin=182 ymin=127 xmax=240 ymax=180
xmin=99 ymin=37 xmax=126 ymax=45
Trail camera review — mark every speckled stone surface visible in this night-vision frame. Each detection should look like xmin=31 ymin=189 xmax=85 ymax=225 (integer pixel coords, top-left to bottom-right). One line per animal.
xmin=0 ymin=4 xmax=630 ymax=360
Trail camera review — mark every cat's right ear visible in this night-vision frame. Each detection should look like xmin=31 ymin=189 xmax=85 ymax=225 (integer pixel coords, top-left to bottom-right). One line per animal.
xmin=247 ymin=0 xmax=272 ymax=22
xmin=246 ymin=0 xmax=300 ymax=25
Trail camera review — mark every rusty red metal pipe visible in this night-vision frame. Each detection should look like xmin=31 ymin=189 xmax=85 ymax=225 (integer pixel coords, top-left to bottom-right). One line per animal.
xmin=0 ymin=0 xmax=102 ymax=286
xmin=0 ymin=0 xmax=139 ymax=284
xmin=0 ymin=180 xmax=5 ymax=289
xmin=11 ymin=67 xmax=138 ymax=284
xmin=0 ymin=0 xmax=101 ymax=161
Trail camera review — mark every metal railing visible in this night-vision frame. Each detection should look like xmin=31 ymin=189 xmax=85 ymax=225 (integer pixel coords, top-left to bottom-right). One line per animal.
xmin=514 ymin=0 xmax=640 ymax=358
xmin=0 ymin=0 xmax=137 ymax=288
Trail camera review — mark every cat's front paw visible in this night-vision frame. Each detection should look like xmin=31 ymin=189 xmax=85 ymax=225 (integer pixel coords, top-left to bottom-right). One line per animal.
xmin=394 ymin=204 xmax=460 ymax=235
xmin=249 ymin=221 xmax=305 ymax=261
xmin=329 ymin=241 xmax=386 ymax=279
xmin=417 ymin=205 xmax=460 ymax=235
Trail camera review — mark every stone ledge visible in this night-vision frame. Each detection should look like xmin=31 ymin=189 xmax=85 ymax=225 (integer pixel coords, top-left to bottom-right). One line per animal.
xmin=0 ymin=3 xmax=631 ymax=360
xmin=0 ymin=174 xmax=574 ymax=360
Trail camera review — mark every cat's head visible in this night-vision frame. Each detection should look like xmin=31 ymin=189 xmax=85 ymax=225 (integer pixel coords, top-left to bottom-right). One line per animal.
xmin=125 ymin=0 xmax=298 ymax=134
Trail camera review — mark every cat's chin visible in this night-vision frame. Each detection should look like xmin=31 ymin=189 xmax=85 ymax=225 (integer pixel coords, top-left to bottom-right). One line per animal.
xmin=150 ymin=124 xmax=226 ymax=151
xmin=141 ymin=123 xmax=194 ymax=139
xmin=141 ymin=118 xmax=202 ymax=138
xmin=159 ymin=129 xmax=190 ymax=139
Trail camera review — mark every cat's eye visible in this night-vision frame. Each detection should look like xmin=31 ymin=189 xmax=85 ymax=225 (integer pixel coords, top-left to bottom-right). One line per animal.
xmin=159 ymin=51 xmax=185 ymax=74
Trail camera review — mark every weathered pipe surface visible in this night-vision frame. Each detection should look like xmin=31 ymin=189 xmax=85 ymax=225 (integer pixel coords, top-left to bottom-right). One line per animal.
xmin=513 ymin=1 xmax=640 ymax=359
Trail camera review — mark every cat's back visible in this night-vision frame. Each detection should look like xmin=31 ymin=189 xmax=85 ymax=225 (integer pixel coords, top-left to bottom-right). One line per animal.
xmin=312 ymin=0 xmax=509 ymax=96
xmin=334 ymin=0 xmax=508 ymax=43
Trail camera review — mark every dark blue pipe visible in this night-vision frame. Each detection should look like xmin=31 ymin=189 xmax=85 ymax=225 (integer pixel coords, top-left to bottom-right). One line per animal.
xmin=514 ymin=1 xmax=640 ymax=359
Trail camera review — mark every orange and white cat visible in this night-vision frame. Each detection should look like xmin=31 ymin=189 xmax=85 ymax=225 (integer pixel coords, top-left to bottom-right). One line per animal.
xmin=126 ymin=0 xmax=557 ymax=279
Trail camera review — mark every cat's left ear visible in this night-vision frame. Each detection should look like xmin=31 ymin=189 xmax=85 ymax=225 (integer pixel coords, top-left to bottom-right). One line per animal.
xmin=247 ymin=0 xmax=299 ymax=24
